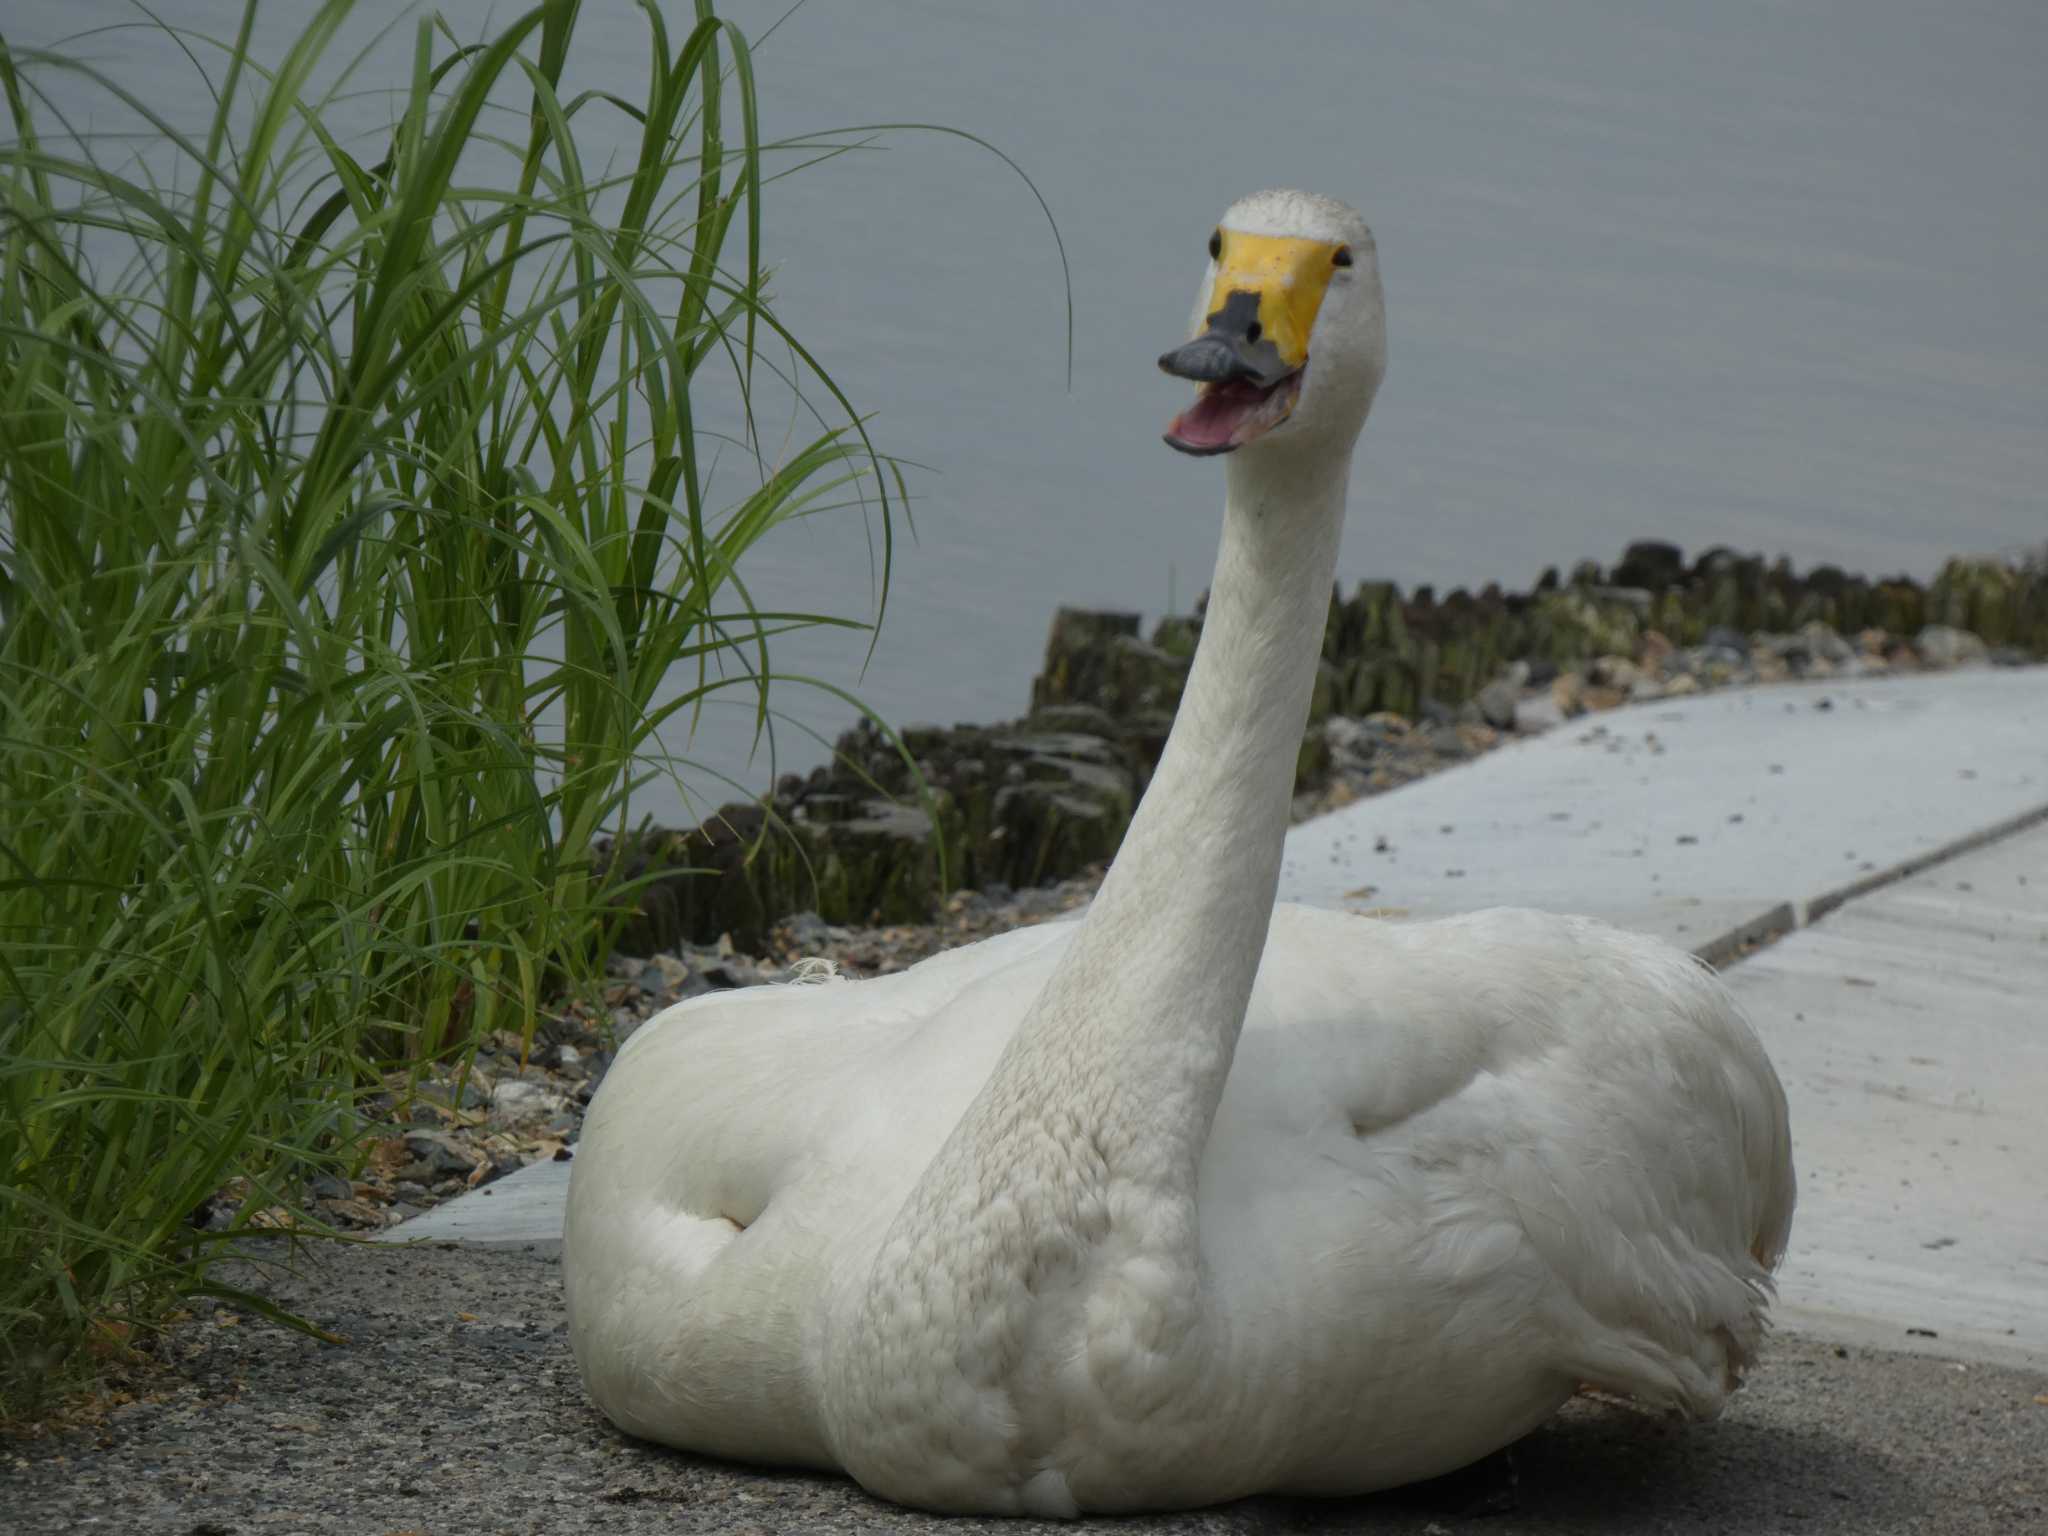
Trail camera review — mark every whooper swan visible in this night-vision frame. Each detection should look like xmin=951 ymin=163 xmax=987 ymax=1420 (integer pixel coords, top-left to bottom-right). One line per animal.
xmin=564 ymin=188 xmax=1795 ymax=1518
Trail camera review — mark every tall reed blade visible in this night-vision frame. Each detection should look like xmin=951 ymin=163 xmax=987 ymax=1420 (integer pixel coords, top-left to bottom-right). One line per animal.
xmin=0 ymin=0 xmax=903 ymax=1413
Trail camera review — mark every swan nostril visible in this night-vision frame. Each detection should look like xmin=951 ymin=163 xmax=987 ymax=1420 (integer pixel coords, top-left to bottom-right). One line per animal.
xmin=1246 ymin=321 xmax=1262 ymax=344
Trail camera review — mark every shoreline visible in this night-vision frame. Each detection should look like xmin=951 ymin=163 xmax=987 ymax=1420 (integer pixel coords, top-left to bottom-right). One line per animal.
xmin=248 ymin=584 xmax=2038 ymax=1241
xmin=602 ymin=539 xmax=2046 ymax=955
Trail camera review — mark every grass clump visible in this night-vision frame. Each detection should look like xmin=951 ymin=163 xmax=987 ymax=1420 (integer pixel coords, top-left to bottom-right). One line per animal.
xmin=0 ymin=0 xmax=899 ymax=1412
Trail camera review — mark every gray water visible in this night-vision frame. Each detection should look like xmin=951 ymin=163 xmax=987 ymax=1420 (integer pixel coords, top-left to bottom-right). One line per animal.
xmin=14 ymin=0 xmax=2046 ymax=823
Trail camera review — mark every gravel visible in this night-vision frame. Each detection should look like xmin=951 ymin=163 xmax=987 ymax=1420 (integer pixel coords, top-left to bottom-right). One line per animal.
xmin=6 ymin=1242 xmax=2043 ymax=1534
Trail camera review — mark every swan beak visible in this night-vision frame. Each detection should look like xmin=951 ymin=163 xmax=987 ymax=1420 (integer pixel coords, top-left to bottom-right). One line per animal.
xmin=1161 ymin=232 xmax=1344 ymax=455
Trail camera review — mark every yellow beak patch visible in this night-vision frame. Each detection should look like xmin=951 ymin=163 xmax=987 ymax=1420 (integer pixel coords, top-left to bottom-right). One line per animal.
xmin=1204 ymin=232 xmax=1346 ymax=371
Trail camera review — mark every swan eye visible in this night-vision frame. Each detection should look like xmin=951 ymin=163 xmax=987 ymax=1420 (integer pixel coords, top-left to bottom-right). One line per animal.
xmin=1332 ymin=246 xmax=1354 ymax=268
xmin=1208 ymin=230 xmax=1222 ymax=261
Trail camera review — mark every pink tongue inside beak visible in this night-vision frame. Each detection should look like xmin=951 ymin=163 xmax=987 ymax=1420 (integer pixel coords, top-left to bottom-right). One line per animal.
xmin=1166 ymin=376 xmax=1271 ymax=451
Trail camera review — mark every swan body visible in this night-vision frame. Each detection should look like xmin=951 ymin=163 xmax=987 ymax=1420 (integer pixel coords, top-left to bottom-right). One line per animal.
xmin=564 ymin=190 xmax=1794 ymax=1516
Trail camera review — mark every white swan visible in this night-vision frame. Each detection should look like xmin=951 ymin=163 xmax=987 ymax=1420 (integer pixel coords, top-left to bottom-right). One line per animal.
xmin=564 ymin=189 xmax=1794 ymax=1517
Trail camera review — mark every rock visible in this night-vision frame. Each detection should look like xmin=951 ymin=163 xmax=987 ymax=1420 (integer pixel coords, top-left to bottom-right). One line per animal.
xmin=1693 ymin=641 xmax=1747 ymax=676
xmin=1703 ymin=625 xmax=1750 ymax=657
xmin=1323 ymin=716 xmax=1379 ymax=769
xmin=1512 ymin=693 xmax=1566 ymax=733
xmin=1550 ymin=672 xmax=1586 ymax=718
xmin=488 ymin=1080 xmax=563 ymax=1124
xmin=1580 ymin=684 xmax=1627 ymax=712
xmin=1761 ymin=631 xmax=1810 ymax=666
xmin=399 ymin=1130 xmax=481 ymax=1178
xmin=1799 ymin=621 xmax=1855 ymax=665
xmin=1474 ymin=662 xmax=1528 ymax=730
xmin=778 ymin=910 xmax=846 ymax=954
xmin=1916 ymin=624 xmax=1989 ymax=668
xmin=306 ymin=1172 xmax=353 ymax=1203
xmin=1591 ymin=654 xmax=1640 ymax=690
xmin=417 ymin=1076 xmax=488 ymax=1112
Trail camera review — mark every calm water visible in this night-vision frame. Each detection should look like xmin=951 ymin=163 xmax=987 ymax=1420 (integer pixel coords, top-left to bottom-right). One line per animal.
xmin=14 ymin=1 xmax=2047 ymax=819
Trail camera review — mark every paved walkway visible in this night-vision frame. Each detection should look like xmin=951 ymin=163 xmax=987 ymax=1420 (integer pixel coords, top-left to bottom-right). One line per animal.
xmin=1740 ymin=821 xmax=2048 ymax=1365
xmin=1281 ymin=666 xmax=2048 ymax=958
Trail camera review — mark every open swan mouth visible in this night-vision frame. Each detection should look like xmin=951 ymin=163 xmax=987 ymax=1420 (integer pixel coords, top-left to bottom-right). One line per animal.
xmin=1160 ymin=227 xmax=1349 ymax=458
xmin=1164 ymin=367 xmax=1304 ymax=456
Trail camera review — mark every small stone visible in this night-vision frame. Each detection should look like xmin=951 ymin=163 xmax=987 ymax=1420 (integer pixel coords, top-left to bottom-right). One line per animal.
xmin=779 ymin=910 xmax=838 ymax=954
xmin=1591 ymin=655 xmax=1639 ymax=690
xmin=1474 ymin=662 xmax=1528 ymax=731
xmin=1513 ymin=693 xmax=1566 ymax=734
xmin=1580 ymin=684 xmax=1627 ymax=713
xmin=1703 ymin=625 xmax=1751 ymax=657
xmin=1799 ymin=621 xmax=1854 ymax=666
xmin=1915 ymin=625 xmax=1988 ymax=668
xmin=1474 ymin=680 xmax=1516 ymax=731
xmin=306 ymin=1171 xmax=352 ymax=1202
xmin=400 ymin=1129 xmax=481 ymax=1176
xmin=1322 ymin=716 xmax=1381 ymax=769
xmin=489 ymin=1080 xmax=564 ymax=1124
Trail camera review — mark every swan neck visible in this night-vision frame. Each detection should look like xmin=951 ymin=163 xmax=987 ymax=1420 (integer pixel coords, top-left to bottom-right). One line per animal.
xmin=1031 ymin=441 xmax=1353 ymax=1177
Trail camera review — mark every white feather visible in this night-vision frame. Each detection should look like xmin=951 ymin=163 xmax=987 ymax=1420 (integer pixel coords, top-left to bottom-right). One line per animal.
xmin=564 ymin=190 xmax=1794 ymax=1516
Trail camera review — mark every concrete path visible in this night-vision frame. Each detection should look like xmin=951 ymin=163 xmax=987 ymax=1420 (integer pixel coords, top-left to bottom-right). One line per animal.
xmin=1281 ymin=666 xmax=2048 ymax=959
xmin=1738 ymin=821 xmax=2048 ymax=1366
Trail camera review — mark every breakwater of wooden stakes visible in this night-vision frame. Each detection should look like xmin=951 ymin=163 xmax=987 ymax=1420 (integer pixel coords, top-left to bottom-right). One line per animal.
xmin=602 ymin=542 xmax=2047 ymax=952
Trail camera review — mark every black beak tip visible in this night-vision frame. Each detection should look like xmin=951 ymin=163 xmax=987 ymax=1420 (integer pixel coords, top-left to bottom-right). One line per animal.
xmin=1159 ymin=335 xmax=1242 ymax=385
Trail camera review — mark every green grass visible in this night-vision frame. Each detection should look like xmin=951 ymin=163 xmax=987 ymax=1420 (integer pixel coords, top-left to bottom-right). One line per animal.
xmin=0 ymin=0 xmax=911 ymax=1412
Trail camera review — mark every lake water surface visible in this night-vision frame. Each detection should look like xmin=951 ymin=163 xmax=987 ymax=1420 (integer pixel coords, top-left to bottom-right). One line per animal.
xmin=13 ymin=1 xmax=2046 ymax=820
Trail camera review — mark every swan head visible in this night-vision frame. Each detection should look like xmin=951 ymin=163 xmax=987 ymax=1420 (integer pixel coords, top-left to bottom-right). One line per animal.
xmin=1160 ymin=189 xmax=1385 ymax=459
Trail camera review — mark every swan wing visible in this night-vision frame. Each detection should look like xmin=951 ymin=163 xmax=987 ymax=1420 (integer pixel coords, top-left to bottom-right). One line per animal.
xmin=1209 ymin=905 xmax=1793 ymax=1429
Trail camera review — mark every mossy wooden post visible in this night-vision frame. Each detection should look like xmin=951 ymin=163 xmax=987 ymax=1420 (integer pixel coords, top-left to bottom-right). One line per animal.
xmin=1031 ymin=608 xmax=1143 ymax=712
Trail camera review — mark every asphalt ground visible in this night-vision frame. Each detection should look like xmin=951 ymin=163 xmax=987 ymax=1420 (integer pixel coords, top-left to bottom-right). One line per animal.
xmin=9 ymin=1239 xmax=2044 ymax=1535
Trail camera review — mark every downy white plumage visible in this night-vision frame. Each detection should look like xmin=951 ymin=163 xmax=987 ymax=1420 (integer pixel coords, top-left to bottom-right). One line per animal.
xmin=563 ymin=190 xmax=1795 ymax=1517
